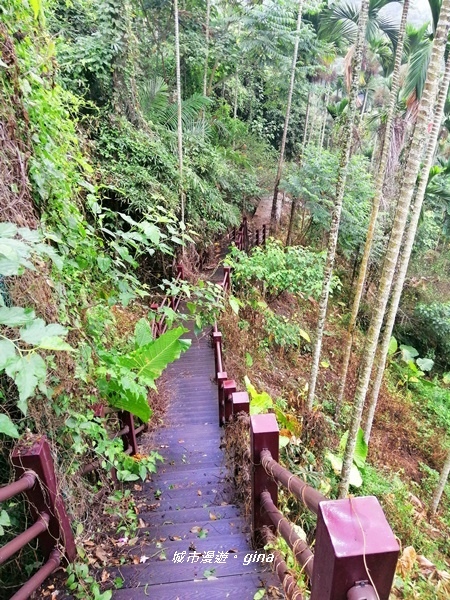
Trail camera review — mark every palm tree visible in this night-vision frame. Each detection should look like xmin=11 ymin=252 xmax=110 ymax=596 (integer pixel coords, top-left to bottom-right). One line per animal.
xmin=363 ymin=53 xmax=450 ymax=445
xmin=270 ymin=0 xmax=305 ymax=234
xmin=338 ymin=0 xmax=450 ymax=498
xmin=319 ymin=0 xmax=402 ymax=50
xmin=307 ymin=0 xmax=370 ymax=409
xmin=335 ymin=0 xmax=410 ymax=417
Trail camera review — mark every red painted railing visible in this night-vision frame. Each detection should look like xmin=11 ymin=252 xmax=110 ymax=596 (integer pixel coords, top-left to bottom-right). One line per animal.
xmin=230 ymin=216 xmax=266 ymax=253
xmin=213 ymin=264 xmax=400 ymax=600
xmin=0 ymin=436 xmax=76 ymax=600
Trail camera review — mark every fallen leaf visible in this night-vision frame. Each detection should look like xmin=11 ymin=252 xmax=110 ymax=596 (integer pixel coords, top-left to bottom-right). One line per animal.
xmin=140 ymin=555 xmax=150 ymax=564
xmin=169 ymin=535 xmax=182 ymax=541
xmin=159 ymin=550 xmax=167 ymax=561
xmin=397 ymin=546 xmax=416 ymax=578
xmin=138 ymin=518 xmax=146 ymax=528
xmin=132 ymin=556 xmax=140 ymax=564
xmin=209 ymin=512 xmax=218 ymax=520
xmin=197 ymin=490 xmax=202 ymax=496
xmin=94 ymin=548 xmax=109 ymax=563
xmin=203 ymin=568 xmax=216 ymax=579
xmin=101 ymin=570 xmax=109 ymax=582
xmin=190 ymin=526 xmax=201 ymax=533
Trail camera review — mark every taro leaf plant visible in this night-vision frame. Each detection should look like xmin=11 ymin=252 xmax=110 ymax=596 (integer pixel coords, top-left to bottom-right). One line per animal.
xmin=0 ymin=223 xmax=72 ymax=438
xmin=96 ymin=319 xmax=191 ymax=422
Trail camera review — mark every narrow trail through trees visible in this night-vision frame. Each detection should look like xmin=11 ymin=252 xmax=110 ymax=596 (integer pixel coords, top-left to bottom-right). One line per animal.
xmin=108 ymin=259 xmax=280 ymax=599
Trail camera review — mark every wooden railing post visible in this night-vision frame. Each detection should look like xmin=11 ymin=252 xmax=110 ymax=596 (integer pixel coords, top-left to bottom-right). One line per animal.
xmin=250 ymin=414 xmax=279 ymax=541
xmin=232 ymin=391 xmax=249 ymax=416
xmin=262 ymin=224 xmax=266 ymax=245
xmin=118 ymin=411 xmax=138 ymax=456
xmin=310 ymin=497 xmax=399 ymax=600
xmin=11 ymin=435 xmax=76 ymax=563
xmin=256 ymin=230 xmax=260 ymax=246
xmin=222 ymin=379 xmax=236 ymax=423
xmin=217 ymin=372 xmax=228 ymax=426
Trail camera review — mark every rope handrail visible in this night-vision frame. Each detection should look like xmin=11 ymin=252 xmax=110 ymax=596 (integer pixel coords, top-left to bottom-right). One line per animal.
xmin=260 ymin=490 xmax=314 ymax=579
xmin=261 ymin=449 xmax=326 ymax=515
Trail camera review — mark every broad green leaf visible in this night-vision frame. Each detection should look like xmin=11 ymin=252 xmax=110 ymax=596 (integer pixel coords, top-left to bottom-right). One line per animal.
xmin=400 ymin=345 xmax=419 ymax=362
xmin=353 ymin=428 xmax=368 ymax=470
xmin=139 ymin=222 xmax=161 ymax=246
xmin=0 ymin=415 xmax=19 ymax=439
xmin=245 ymin=376 xmax=273 ymax=415
xmin=20 ymin=319 xmax=67 ymax=345
xmin=325 ymin=452 xmax=362 ymax=488
xmin=0 ymin=510 xmax=11 ymax=527
xmin=116 ymin=376 xmax=151 ymax=422
xmin=134 ymin=318 xmax=153 ymax=347
xmin=0 ymin=223 xmax=17 ymax=238
xmin=245 ymin=352 xmax=253 ymax=367
xmin=229 ymin=295 xmax=240 ymax=315
xmin=5 ymin=353 xmax=46 ymax=415
xmin=0 ymin=307 xmax=35 ymax=327
xmin=118 ymin=327 xmax=191 ymax=384
xmin=0 ymin=339 xmax=17 ymax=370
xmin=320 ymin=360 xmax=330 ymax=368
xmin=388 ymin=336 xmax=398 ymax=356
xmin=254 ymin=591 xmax=265 ymax=600
xmin=37 ymin=337 xmax=74 ymax=351
xmin=416 ymin=357 xmax=434 ymax=372
xmin=443 ymin=372 xmax=450 ymax=385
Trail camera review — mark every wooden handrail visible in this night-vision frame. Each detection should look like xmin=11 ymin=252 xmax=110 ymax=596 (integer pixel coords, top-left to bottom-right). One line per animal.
xmin=260 ymin=491 xmax=314 ymax=579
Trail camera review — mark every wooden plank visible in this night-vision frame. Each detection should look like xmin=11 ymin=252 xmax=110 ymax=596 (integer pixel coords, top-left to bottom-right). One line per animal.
xmin=138 ymin=504 xmax=242 ymax=526
xmin=112 ymin=572 xmax=278 ymax=599
xmin=107 ymin=553 xmax=274 ymax=587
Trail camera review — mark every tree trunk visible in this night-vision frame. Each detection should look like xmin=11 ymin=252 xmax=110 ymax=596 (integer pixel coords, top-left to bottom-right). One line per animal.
xmin=286 ymin=198 xmax=298 ymax=246
xmin=203 ymin=0 xmax=210 ymax=98
xmin=174 ymin=0 xmax=185 ymax=228
xmin=299 ymin=90 xmax=311 ymax=162
xmin=270 ymin=0 xmax=304 ymax=234
xmin=338 ymin=0 xmax=450 ymax=498
xmin=363 ymin=53 xmax=450 ymax=444
xmin=432 ymin=447 xmax=450 ymax=515
xmin=335 ymin=0 xmax=410 ymax=416
xmin=307 ymin=0 xmax=369 ymax=410
xmin=319 ymin=91 xmax=329 ymax=150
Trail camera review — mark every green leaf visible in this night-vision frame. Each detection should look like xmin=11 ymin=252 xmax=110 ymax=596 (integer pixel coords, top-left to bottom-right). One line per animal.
xmin=30 ymin=0 xmax=42 ymax=20
xmin=299 ymin=328 xmax=311 ymax=343
xmin=443 ymin=372 xmax=450 ymax=385
xmin=118 ymin=327 xmax=191 ymax=384
xmin=102 ymin=375 xmax=152 ymax=422
xmin=325 ymin=452 xmax=362 ymax=488
xmin=0 ymin=340 xmax=17 ymax=370
xmin=0 ymin=223 xmax=17 ymax=238
xmin=400 ymin=345 xmax=419 ymax=362
xmin=0 ymin=307 xmax=35 ymax=327
xmin=254 ymin=591 xmax=265 ymax=600
xmin=245 ymin=377 xmax=273 ymax=415
xmin=134 ymin=318 xmax=153 ymax=348
xmin=37 ymin=337 xmax=74 ymax=351
xmin=388 ymin=336 xmax=398 ymax=356
xmin=245 ymin=352 xmax=253 ymax=367
xmin=5 ymin=353 xmax=47 ymax=414
xmin=279 ymin=435 xmax=290 ymax=449
xmin=203 ymin=568 xmax=216 ymax=579
xmin=20 ymin=319 xmax=67 ymax=345
xmin=0 ymin=415 xmax=20 ymax=439
xmin=353 ymin=428 xmax=368 ymax=470
xmin=0 ymin=510 xmax=11 ymax=527
xmin=229 ymin=295 xmax=240 ymax=315
xmin=416 ymin=357 xmax=434 ymax=372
